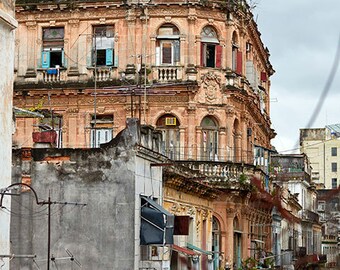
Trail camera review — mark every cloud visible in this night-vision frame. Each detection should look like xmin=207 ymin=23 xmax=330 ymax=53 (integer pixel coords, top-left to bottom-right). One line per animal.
xmin=255 ymin=0 xmax=340 ymax=153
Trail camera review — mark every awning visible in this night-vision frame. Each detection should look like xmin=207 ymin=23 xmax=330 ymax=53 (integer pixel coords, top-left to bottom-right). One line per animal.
xmin=186 ymin=243 xmax=213 ymax=256
xmin=140 ymin=196 xmax=174 ymax=245
xmin=172 ymin=244 xmax=197 ymax=257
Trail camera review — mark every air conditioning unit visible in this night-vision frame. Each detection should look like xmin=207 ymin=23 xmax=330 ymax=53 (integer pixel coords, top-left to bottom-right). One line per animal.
xmin=165 ymin=117 xmax=176 ymax=126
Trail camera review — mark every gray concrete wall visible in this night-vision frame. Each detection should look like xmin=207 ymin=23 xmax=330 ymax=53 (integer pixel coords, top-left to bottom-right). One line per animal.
xmin=0 ymin=1 xmax=17 ymax=269
xmin=10 ymin=119 xmax=162 ymax=270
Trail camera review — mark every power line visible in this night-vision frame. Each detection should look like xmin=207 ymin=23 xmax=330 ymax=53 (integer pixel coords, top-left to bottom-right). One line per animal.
xmin=0 ymin=183 xmax=86 ymax=270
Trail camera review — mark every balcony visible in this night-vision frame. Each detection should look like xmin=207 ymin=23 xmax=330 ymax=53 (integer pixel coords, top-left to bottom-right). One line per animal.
xmin=91 ymin=67 xmax=115 ymax=82
xmin=160 ymin=146 xmax=253 ymax=164
xmin=301 ymin=209 xmax=319 ymax=223
xmin=37 ymin=68 xmax=67 ymax=83
xmin=152 ymin=66 xmax=183 ymax=83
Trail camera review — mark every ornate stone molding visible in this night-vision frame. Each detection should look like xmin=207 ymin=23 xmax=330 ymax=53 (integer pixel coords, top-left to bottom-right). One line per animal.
xmin=201 ymin=72 xmax=221 ymax=104
xmin=26 ymin=21 xmax=37 ymax=30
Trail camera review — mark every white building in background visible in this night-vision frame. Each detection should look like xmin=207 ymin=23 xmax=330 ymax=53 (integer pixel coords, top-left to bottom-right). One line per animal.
xmin=300 ymin=124 xmax=340 ymax=189
xmin=0 ymin=0 xmax=17 ymax=269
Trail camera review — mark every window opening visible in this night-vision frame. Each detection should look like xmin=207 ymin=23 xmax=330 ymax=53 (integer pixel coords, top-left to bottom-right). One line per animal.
xmin=156 ymin=114 xmax=180 ymax=160
xmin=41 ymin=27 xmax=65 ymax=69
xmin=201 ymin=116 xmax=219 ymax=161
xmin=90 ymin=114 xmax=113 ymax=148
xmin=200 ymin=26 xmax=221 ymax=68
xmin=93 ymin=25 xmax=115 ymax=66
xmin=156 ymin=24 xmax=180 ymax=66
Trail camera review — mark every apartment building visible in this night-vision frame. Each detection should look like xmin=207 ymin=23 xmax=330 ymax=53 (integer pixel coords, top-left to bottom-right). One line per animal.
xmin=11 ymin=1 xmax=276 ymax=269
xmin=300 ymin=124 xmax=340 ymax=189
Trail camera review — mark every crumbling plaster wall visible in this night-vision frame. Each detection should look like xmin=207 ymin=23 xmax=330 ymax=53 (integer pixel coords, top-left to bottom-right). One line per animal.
xmin=10 ymin=119 xmax=157 ymax=270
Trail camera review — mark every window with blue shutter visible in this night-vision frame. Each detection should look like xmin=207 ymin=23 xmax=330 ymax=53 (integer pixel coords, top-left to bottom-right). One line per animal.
xmin=41 ymin=51 xmax=50 ymax=69
xmin=105 ymin=48 xmax=113 ymax=66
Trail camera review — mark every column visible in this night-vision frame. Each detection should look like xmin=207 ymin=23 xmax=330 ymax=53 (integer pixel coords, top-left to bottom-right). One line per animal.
xmin=25 ymin=21 xmax=37 ymax=77
xmin=68 ymin=19 xmax=80 ymax=76
xmin=219 ymin=127 xmax=226 ymax=161
xmin=196 ymin=126 xmax=202 ymax=160
xmin=225 ymin=208 xmax=236 ymax=269
xmin=179 ymin=127 xmax=186 ymax=159
xmin=241 ymin=208 xmax=251 ymax=259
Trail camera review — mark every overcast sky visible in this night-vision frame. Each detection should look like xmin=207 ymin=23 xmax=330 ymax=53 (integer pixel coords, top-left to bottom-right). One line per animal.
xmin=253 ymin=0 xmax=340 ymax=153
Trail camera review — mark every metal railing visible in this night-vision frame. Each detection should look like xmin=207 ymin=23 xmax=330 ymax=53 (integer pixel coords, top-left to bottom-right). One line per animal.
xmin=301 ymin=209 xmax=319 ymax=223
xmin=160 ymin=146 xmax=254 ymax=164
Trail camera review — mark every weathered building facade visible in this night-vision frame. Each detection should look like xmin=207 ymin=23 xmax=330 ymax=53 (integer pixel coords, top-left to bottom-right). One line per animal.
xmin=13 ymin=0 xmax=275 ymax=157
xmin=12 ymin=1 xmax=276 ymax=269
xmin=0 ymin=0 xmax=17 ymax=268
xmin=9 ymin=119 xmax=173 ymax=270
xmin=271 ymin=154 xmax=323 ymax=270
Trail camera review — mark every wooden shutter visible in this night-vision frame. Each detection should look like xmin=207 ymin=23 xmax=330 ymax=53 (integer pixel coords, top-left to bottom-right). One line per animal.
xmin=41 ymin=51 xmax=50 ymax=69
xmin=200 ymin=42 xmax=205 ymax=67
xmin=215 ymin=45 xmax=222 ymax=68
xmin=105 ymin=48 xmax=113 ymax=66
xmin=236 ymin=51 xmax=242 ymax=75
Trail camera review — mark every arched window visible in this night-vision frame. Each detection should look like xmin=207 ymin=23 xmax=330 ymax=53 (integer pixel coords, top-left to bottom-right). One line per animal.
xmin=156 ymin=24 xmax=180 ymax=66
xmin=200 ymin=26 xmax=222 ymax=68
xmin=232 ymin=31 xmax=242 ymax=74
xmin=156 ymin=114 xmax=180 ymax=160
xmin=200 ymin=116 xmax=219 ymax=161
xmin=212 ymin=217 xmax=221 ymax=270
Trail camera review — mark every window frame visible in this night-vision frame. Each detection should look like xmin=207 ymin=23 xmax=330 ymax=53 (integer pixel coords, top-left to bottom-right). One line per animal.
xmin=156 ymin=24 xmax=181 ymax=66
xmin=41 ymin=27 xmax=65 ymax=69
xmin=331 ymin=147 xmax=337 ymax=156
xmin=332 ymin=178 xmax=337 ymax=189
xmin=92 ymin=25 xmax=116 ymax=67
xmin=331 ymin=162 xmax=337 ymax=172
xmin=200 ymin=26 xmax=221 ymax=68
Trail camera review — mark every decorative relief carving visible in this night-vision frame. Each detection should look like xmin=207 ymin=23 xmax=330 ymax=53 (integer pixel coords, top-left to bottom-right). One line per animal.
xmin=67 ymin=108 xmax=79 ymax=114
xmin=164 ymin=16 xmax=172 ymax=22
xmin=170 ymin=202 xmax=181 ymax=213
xmin=79 ymin=97 xmax=125 ymax=105
xmin=26 ymin=21 xmax=37 ymax=30
xmin=226 ymin=207 xmax=236 ymax=217
xmin=201 ymin=209 xmax=209 ymax=220
xmin=164 ymin=106 xmax=171 ymax=113
xmin=148 ymin=96 xmax=188 ymax=103
xmin=68 ymin=19 xmax=80 ymax=27
xmin=187 ymin=206 xmax=196 ymax=217
xmin=201 ymin=72 xmax=221 ymax=104
xmin=225 ymin=105 xmax=235 ymax=116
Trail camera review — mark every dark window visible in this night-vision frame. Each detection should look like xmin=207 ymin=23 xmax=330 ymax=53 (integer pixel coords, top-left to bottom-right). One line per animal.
xmin=93 ymin=25 xmax=115 ymax=66
xmin=200 ymin=26 xmax=221 ymax=68
xmin=331 ymin=147 xmax=337 ymax=156
xmin=332 ymin=162 xmax=337 ymax=172
xmin=41 ymin=27 xmax=64 ymax=69
xmin=332 ymin=178 xmax=337 ymax=189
